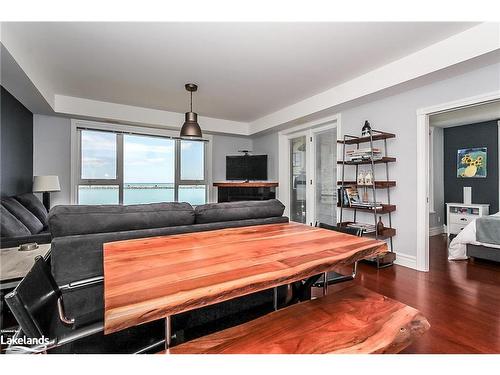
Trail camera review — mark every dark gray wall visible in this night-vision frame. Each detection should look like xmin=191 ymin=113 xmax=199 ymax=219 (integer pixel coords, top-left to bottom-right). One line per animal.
xmin=444 ymin=120 xmax=499 ymax=222
xmin=1 ymin=86 xmax=33 ymax=197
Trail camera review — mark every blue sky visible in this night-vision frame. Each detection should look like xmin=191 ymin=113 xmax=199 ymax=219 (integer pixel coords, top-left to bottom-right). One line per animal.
xmin=81 ymin=131 xmax=204 ymax=183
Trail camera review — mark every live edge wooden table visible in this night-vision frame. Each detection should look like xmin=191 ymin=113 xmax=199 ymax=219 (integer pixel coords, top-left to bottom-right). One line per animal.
xmin=103 ymin=222 xmax=387 ymax=352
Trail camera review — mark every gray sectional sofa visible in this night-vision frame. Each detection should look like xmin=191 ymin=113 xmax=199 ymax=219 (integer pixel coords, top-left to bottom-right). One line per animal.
xmin=48 ymin=199 xmax=288 ymax=341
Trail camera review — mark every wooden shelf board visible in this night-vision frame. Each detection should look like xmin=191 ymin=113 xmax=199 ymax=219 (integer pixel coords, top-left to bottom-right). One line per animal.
xmin=337 ymin=157 xmax=396 ymax=165
xmin=338 ymin=181 xmax=396 ymax=188
xmin=338 ymin=221 xmax=396 ymax=239
xmin=337 ymin=204 xmax=396 ymax=214
xmin=338 ymin=132 xmax=395 ymax=145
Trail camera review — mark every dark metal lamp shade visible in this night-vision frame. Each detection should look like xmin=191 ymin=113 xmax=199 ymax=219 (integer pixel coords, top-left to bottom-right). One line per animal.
xmin=180 ymin=111 xmax=202 ymax=138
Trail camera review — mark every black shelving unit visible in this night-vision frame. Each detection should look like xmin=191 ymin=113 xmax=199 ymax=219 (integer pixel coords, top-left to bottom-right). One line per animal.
xmin=338 ymin=129 xmax=396 ymax=268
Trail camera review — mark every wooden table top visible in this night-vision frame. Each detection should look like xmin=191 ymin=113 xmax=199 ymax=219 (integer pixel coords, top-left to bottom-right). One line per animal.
xmin=103 ymin=222 xmax=387 ymax=334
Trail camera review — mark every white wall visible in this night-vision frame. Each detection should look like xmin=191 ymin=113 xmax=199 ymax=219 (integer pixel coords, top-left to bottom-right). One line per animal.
xmin=33 ymin=115 xmax=72 ymax=207
xmin=337 ymin=62 xmax=500 ymax=268
xmin=251 ymin=62 xmax=500 ymax=269
xmin=33 ymin=115 xmax=252 ymax=205
xmin=252 ymin=131 xmax=279 ymax=180
xmin=429 ymin=127 xmax=445 ymax=230
xmin=211 ymin=134 xmax=253 ymax=182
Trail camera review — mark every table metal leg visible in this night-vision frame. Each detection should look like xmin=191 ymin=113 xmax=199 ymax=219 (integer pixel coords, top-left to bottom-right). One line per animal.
xmin=273 ymin=286 xmax=278 ymax=311
xmin=165 ymin=316 xmax=172 ymax=353
xmin=323 ymin=272 xmax=328 ymax=296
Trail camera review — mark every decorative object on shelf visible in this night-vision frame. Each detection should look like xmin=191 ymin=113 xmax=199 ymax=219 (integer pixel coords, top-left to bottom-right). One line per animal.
xmin=361 ymin=120 xmax=371 ymax=137
xmin=32 ymin=175 xmax=60 ymax=210
xmin=357 ymin=171 xmax=365 ymax=185
xmin=463 ymin=187 xmax=472 ymax=205
xmin=376 ymin=217 xmax=385 ymax=235
xmin=457 ymin=147 xmax=487 ymax=178
xmin=362 ymin=186 xmax=369 ymax=203
xmin=364 ymin=170 xmax=373 ymax=186
xmin=180 ymin=83 xmax=203 ymax=138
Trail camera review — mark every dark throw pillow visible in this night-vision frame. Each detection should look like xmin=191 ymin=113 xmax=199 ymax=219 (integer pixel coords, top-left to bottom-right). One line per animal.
xmin=0 ymin=204 xmax=31 ymax=238
xmin=1 ymin=197 xmax=44 ymax=234
xmin=14 ymin=193 xmax=48 ymax=228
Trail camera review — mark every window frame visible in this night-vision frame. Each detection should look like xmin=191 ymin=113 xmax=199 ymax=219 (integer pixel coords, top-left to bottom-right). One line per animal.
xmin=71 ymin=119 xmax=213 ymax=205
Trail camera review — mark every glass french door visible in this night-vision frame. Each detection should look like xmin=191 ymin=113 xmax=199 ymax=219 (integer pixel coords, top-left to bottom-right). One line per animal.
xmin=314 ymin=127 xmax=337 ymax=226
xmin=287 ymin=124 xmax=337 ymax=226
xmin=290 ymin=135 xmax=307 ymax=223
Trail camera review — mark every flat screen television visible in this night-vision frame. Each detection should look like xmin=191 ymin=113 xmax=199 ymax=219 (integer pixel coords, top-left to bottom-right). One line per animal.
xmin=226 ymin=155 xmax=268 ymax=181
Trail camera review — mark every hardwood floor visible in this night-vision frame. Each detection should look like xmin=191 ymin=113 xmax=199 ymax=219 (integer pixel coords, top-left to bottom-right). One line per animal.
xmin=342 ymin=234 xmax=500 ymax=353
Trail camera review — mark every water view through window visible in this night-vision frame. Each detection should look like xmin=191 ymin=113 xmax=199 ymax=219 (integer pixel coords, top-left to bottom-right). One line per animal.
xmin=78 ymin=129 xmax=207 ymax=206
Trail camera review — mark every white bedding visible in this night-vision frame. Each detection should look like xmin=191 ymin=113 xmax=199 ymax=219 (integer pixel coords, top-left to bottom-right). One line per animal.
xmin=448 ymin=212 xmax=500 ymax=260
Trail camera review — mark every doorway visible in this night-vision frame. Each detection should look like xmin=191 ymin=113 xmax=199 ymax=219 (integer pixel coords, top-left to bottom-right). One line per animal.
xmin=416 ymin=91 xmax=500 ymax=272
xmin=279 ymin=117 xmax=339 ymax=226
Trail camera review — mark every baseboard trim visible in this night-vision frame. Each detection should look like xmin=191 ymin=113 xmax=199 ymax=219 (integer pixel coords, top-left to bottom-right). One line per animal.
xmin=394 ymin=252 xmax=417 ymax=270
xmin=429 ymin=225 xmax=446 ymax=237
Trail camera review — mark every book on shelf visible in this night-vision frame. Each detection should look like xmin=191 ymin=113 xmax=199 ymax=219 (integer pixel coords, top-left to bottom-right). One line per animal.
xmin=346 ymin=222 xmax=376 ymax=233
xmin=346 ymin=147 xmax=382 ymax=162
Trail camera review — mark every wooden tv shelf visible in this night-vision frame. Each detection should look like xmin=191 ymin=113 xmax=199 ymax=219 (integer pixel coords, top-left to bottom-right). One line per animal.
xmin=213 ymin=181 xmax=279 ymax=188
xmin=213 ymin=181 xmax=279 ymax=202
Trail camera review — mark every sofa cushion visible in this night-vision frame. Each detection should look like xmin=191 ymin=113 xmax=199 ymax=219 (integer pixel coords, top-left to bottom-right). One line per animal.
xmin=14 ymin=193 xmax=48 ymax=229
xmin=2 ymin=197 xmax=44 ymax=235
xmin=195 ymin=199 xmax=285 ymax=224
xmin=0 ymin=205 xmax=31 ymax=238
xmin=51 ymin=216 xmax=289 ymax=285
xmin=49 ymin=202 xmax=195 ymax=237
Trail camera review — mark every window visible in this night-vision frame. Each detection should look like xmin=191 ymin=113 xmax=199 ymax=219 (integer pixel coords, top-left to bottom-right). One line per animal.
xmin=77 ymin=128 xmax=208 ymax=206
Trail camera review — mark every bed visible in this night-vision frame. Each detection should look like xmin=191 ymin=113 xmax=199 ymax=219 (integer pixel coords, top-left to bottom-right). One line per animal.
xmin=448 ymin=212 xmax=500 ymax=262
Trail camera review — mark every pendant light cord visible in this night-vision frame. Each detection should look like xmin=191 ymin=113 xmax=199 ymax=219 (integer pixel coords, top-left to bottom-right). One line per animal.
xmin=190 ymin=91 xmax=193 ymax=112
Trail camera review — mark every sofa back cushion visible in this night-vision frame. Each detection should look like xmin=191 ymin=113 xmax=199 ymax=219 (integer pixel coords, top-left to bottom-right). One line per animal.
xmin=1 ymin=205 xmax=32 ymax=238
xmin=195 ymin=199 xmax=285 ymax=224
xmin=14 ymin=193 xmax=48 ymax=229
xmin=2 ymin=197 xmax=44 ymax=234
xmin=49 ymin=202 xmax=195 ymax=237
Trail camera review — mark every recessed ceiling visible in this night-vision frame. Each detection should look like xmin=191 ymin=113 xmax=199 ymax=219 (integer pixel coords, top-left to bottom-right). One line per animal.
xmin=2 ymin=22 xmax=478 ymax=122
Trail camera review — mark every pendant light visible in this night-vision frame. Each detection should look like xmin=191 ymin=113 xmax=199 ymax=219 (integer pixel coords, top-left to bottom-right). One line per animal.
xmin=180 ymin=83 xmax=203 ymax=138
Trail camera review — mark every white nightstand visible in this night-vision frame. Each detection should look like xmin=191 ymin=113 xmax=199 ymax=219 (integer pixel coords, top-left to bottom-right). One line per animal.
xmin=446 ymin=203 xmax=490 ymax=237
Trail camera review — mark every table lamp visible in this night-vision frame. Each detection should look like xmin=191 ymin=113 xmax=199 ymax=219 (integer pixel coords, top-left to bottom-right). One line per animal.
xmin=33 ymin=175 xmax=60 ymax=210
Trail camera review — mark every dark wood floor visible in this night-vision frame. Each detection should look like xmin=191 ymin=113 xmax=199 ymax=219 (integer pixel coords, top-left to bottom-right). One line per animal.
xmin=340 ymin=234 xmax=500 ymax=353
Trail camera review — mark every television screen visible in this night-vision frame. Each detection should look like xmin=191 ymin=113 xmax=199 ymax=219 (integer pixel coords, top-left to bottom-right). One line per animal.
xmin=226 ymin=155 xmax=268 ymax=180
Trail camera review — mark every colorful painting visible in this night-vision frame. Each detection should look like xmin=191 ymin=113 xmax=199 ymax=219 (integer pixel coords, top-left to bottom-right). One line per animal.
xmin=457 ymin=147 xmax=487 ymax=178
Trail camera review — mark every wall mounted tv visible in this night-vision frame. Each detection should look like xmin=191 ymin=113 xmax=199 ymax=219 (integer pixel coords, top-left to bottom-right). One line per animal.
xmin=226 ymin=154 xmax=268 ymax=181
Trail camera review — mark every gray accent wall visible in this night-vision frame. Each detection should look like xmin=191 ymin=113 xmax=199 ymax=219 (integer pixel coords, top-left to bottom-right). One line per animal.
xmin=443 ymin=120 xmax=499 ymax=219
xmin=1 ymin=86 xmax=33 ymax=197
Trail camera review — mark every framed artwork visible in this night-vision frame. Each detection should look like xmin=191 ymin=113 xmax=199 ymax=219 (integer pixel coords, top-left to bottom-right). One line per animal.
xmin=457 ymin=147 xmax=487 ymax=178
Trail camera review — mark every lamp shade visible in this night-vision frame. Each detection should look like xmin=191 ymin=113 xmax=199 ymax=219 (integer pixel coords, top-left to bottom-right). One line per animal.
xmin=33 ymin=175 xmax=61 ymax=192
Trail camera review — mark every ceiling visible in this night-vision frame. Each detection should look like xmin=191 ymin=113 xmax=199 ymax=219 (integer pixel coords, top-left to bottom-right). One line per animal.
xmin=430 ymin=100 xmax=500 ymax=128
xmin=1 ymin=22 xmax=478 ymax=122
